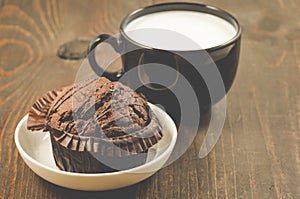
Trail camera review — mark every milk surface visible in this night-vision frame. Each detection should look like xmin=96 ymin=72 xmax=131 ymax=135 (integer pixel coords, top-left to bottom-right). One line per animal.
xmin=124 ymin=10 xmax=237 ymax=50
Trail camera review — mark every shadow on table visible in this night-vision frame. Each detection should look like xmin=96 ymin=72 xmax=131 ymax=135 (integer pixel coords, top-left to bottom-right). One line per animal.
xmin=43 ymin=179 xmax=144 ymax=199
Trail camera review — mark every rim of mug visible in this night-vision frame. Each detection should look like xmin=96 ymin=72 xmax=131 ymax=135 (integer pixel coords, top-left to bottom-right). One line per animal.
xmin=120 ymin=2 xmax=242 ymax=52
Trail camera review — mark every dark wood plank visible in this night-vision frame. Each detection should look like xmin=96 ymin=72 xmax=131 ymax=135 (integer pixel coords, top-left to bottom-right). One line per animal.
xmin=0 ymin=0 xmax=299 ymax=198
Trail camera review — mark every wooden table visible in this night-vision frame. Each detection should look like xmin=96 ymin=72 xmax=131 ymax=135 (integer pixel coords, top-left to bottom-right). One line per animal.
xmin=0 ymin=0 xmax=299 ymax=198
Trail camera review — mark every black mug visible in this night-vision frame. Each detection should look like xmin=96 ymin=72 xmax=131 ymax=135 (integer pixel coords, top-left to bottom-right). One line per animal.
xmin=87 ymin=2 xmax=241 ymax=125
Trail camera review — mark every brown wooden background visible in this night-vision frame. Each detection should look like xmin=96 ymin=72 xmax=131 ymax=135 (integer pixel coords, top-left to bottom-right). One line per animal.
xmin=0 ymin=0 xmax=299 ymax=198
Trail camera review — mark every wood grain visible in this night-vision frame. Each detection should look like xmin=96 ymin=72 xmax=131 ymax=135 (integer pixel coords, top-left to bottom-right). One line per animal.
xmin=0 ymin=0 xmax=299 ymax=198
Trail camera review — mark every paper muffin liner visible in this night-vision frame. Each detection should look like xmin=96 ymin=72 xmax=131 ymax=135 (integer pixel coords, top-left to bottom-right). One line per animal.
xmin=50 ymin=135 xmax=148 ymax=173
xmin=27 ymin=89 xmax=61 ymax=131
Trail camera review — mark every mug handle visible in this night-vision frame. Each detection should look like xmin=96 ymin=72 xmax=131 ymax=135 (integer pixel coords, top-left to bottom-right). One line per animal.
xmin=87 ymin=34 xmax=123 ymax=81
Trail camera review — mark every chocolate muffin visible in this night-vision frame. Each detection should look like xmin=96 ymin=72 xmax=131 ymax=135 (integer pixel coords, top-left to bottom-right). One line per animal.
xmin=27 ymin=77 xmax=162 ymax=173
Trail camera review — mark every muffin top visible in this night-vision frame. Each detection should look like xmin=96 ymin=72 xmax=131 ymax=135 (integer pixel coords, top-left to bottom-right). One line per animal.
xmin=27 ymin=77 xmax=162 ymax=156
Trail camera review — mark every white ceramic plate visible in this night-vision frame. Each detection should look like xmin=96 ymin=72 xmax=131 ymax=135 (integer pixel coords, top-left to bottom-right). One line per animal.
xmin=14 ymin=104 xmax=177 ymax=191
